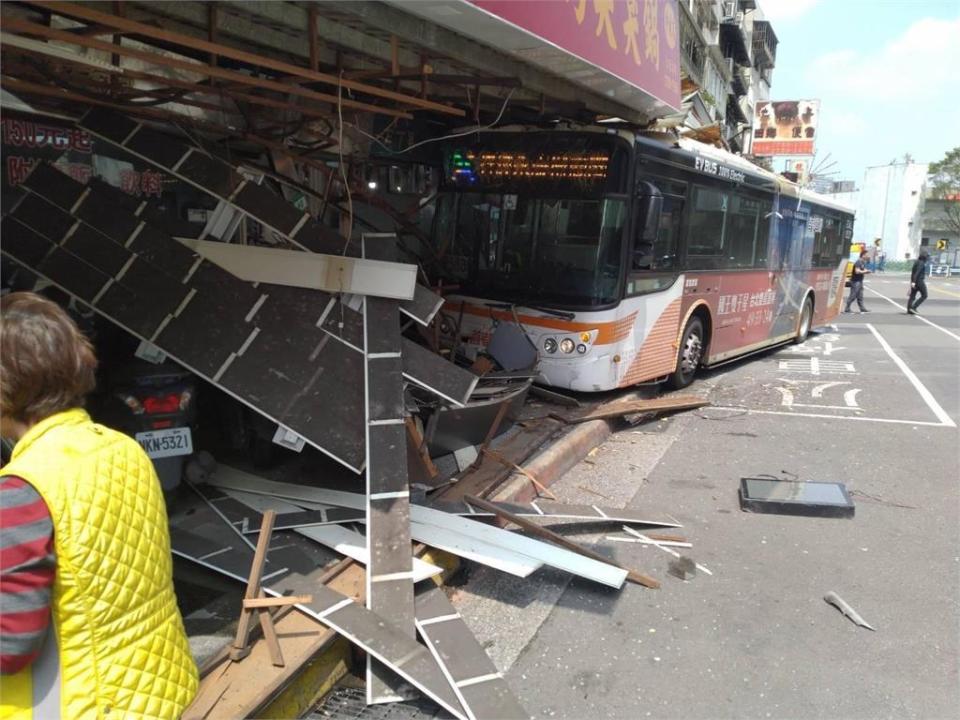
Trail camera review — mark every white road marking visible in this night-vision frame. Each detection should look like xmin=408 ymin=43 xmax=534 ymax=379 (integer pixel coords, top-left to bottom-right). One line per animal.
xmin=779 ymin=358 xmax=856 ymax=374
xmin=706 ymin=407 xmax=952 ymax=427
xmin=775 ymin=387 xmax=795 ymax=406
xmin=865 ymin=323 xmax=956 ymax=427
xmin=865 ymin=286 xmax=960 ymax=342
xmin=843 ymin=389 xmax=861 ymax=407
xmin=811 ymin=381 xmax=849 ymax=397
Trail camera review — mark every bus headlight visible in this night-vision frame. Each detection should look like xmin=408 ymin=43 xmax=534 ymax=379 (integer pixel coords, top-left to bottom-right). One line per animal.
xmin=559 ymin=338 xmax=576 ymax=354
xmin=577 ymin=344 xmax=587 ymax=354
xmin=544 ymin=338 xmax=558 ymax=354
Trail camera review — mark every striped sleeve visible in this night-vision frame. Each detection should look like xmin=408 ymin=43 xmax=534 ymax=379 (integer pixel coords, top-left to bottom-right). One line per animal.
xmin=1 ymin=475 xmax=55 ymax=675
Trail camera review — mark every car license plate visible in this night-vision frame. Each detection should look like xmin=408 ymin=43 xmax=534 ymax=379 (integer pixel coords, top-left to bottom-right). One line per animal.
xmin=136 ymin=427 xmax=193 ymax=459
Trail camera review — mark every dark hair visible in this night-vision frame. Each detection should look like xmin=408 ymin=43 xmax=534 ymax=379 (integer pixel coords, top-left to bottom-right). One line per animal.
xmin=859 ymin=250 xmax=869 ymax=257
xmin=0 ymin=292 xmax=97 ymax=424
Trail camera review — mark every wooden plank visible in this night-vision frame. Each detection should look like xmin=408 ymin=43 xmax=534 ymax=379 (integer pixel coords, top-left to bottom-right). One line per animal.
xmin=243 ymin=595 xmax=312 ymax=609
xmin=180 ymin=238 xmax=417 ymax=301
xmin=231 ymin=511 xmax=277 ymax=660
xmin=172 ymin=529 xmax=468 ymax=719
xmin=29 ymin=2 xmax=464 ymax=115
xmin=463 ymin=495 xmax=660 ymax=590
xmin=556 ymin=394 xmax=709 ymax=423
xmin=435 ymin=417 xmax=563 ymax=502
xmin=2 ymin=16 xmax=413 ymax=119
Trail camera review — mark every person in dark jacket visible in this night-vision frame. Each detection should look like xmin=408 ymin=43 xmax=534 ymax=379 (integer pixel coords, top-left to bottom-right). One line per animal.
xmin=844 ymin=250 xmax=871 ymax=313
xmin=907 ymin=250 xmax=929 ymax=314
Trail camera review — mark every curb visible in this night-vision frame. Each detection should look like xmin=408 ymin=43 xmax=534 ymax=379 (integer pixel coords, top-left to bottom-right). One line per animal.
xmin=489 ymin=419 xmax=613 ymax=503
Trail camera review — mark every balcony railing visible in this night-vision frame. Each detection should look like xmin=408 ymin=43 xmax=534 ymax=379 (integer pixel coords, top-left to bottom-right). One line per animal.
xmin=752 ymin=19 xmax=778 ymax=69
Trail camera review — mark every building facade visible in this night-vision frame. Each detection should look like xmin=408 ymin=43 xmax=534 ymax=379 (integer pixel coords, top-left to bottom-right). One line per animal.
xmin=853 ymin=162 xmax=929 ymax=261
xmin=677 ymin=1 xmax=777 ymax=152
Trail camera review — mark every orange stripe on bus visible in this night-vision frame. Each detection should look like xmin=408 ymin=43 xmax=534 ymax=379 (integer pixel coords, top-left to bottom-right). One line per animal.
xmin=619 ymin=298 xmax=683 ymax=386
xmin=449 ymin=302 xmax=636 ymax=345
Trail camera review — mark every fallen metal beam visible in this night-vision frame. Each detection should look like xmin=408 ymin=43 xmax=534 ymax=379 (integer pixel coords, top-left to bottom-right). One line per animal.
xmin=361 ymin=233 xmax=417 ymax=705
xmin=415 ymin=585 xmax=527 ymax=720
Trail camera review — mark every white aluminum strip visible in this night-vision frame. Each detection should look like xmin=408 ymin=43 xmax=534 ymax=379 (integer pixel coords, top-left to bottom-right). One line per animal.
xmin=124 ymin=221 xmax=145 ymax=248
xmin=368 ymin=490 xmax=410 ymax=500
xmin=179 ymin=238 xmax=417 ymax=301
xmin=178 ymin=468 xmax=546 ymax=578
xmin=456 ymin=673 xmax=501 ymax=689
xmin=417 ymin=613 xmax=460 ymax=627
xmin=407 ymin=522 xmax=541 ymax=578
xmin=411 ymin=505 xmax=627 ymax=588
xmin=223 ymin=489 xmax=441 ymax=583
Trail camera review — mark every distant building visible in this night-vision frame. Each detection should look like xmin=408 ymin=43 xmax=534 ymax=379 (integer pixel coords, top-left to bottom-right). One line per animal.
xmin=853 ymin=161 xmax=928 ymax=260
xmin=922 ymin=198 xmax=960 ymax=266
xmin=677 ymin=1 xmax=776 ymax=152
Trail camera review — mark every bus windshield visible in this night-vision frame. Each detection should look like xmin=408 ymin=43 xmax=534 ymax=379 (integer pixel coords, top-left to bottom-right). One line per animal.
xmin=435 ymin=192 xmax=626 ymax=307
xmin=432 ymin=132 xmax=631 ymax=307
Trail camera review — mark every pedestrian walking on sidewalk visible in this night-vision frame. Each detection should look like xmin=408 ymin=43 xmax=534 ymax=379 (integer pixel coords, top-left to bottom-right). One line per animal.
xmin=844 ymin=249 xmax=871 ymax=313
xmin=907 ymin=249 xmax=930 ymax=314
xmin=0 ymin=292 xmax=198 ymax=719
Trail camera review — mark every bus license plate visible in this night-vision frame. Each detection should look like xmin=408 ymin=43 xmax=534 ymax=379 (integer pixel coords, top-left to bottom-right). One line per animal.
xmin=136 ymin=427 xmax=193 ymax=459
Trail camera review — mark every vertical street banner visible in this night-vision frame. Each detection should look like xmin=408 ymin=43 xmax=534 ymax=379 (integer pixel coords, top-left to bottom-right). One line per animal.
xmin=470 ymin=0 xmax=681 ymax=111
xmin=752 ymin=100 xmax=820 ymax=156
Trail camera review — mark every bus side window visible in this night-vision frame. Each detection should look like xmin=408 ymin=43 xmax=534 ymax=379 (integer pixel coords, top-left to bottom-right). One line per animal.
xmin=632 ymin=195 xmax=681 ymax=271
xmin=687 ymin=186 xmax=727 ymax=270
xmin=627 ymin=195 xmax=682 ymax=295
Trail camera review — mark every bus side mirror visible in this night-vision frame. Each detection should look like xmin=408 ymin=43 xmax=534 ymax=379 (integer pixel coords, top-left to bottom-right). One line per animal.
xmin=633 ymin=195 xmax=663 ymax=269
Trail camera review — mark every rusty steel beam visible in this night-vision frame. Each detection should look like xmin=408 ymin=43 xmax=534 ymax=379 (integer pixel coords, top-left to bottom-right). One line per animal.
xmin=2 ymin=16 xmax=413 ymax=119
xmin=29 ymin=1 xmax=464 ymax=116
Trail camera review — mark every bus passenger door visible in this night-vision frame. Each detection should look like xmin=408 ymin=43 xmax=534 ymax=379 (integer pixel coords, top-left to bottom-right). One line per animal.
xmin=619 ymin=187 xmax=685 ymax=386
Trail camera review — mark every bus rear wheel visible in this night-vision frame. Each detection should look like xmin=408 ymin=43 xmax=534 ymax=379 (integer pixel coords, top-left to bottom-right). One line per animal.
xmin=668 ymin=317 xmax=704 ymax=389
xmin=794 ymin=296 xmax=813 ymax=344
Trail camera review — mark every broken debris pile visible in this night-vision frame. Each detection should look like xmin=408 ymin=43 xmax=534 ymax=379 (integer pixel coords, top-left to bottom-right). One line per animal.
xmin=0 ymin=108 xmax=712 ymax=719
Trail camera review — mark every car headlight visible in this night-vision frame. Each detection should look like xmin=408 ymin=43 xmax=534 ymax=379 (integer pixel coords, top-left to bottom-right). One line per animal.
xmin=559 ymin=338 xmax=576 ymax=354
xmin=577 ymin=344 xmax=587 ymax=354
xmin=544 ymin=338 xmax=558 ymax=353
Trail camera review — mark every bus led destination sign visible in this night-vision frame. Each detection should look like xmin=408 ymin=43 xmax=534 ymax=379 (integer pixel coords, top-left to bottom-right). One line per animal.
xmin=478 ymin=151 xmax=609 ymax=180
xmin=449 ymin=149 xmax=610 ymax=185
xmin=694 ymin=156 xmax=745 ymax=184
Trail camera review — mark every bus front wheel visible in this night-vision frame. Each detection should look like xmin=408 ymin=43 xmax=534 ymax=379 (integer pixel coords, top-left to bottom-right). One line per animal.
xmin=668 ymin=317 xmax=704 ymax=389
xmin=794 ymin=297 xmax=813 ymax=344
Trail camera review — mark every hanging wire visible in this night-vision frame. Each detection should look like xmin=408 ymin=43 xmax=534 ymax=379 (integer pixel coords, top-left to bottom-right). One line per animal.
xmin=350 ymin=88 xmax=516 ymax=156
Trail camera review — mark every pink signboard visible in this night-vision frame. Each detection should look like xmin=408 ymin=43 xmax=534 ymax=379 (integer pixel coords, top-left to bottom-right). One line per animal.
xmin=470 ymin=0 xmax=681 ymax=110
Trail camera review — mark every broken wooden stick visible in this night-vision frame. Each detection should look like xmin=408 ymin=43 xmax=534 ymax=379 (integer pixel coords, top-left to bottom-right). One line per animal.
xmin=231 ymin=510 xmax=289 ymax=666
xmin=481 ymin=448 xmax=557 ymax=500
xmin=622 ymin=526 xmax=713 ymax=576
xmin=242 ymin=595 xmax=312 ymax=609
xmin=464 ymin=494 xmax=659 ymax=589
xmin=824 ymin=591 xmax=875 ymax=631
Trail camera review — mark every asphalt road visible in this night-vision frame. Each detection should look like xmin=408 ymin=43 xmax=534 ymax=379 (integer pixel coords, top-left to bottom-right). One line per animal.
xmin=458 ymin=272 xmax=960 ymax=720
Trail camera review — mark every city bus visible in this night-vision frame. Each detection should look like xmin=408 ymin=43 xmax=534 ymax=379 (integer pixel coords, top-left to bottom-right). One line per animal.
xmin=429 ymin=125 xmax=854 ymax=391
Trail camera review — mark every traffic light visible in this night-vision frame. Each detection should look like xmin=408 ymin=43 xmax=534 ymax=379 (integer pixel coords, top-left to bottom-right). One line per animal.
xmin=936 ymin=239 xmax=950 ymax=251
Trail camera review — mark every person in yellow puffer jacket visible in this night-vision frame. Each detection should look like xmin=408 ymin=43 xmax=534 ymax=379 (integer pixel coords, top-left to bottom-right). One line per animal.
xmin=0 ymin=292 xmax=198 ymax=719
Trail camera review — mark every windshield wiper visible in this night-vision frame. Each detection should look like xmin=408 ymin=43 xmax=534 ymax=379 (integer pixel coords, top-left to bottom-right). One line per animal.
xmin=485 ymin=301 xmax=576 ymax=321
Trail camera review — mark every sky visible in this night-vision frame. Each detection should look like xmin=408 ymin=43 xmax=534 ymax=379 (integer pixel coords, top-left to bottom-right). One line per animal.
xmin=757 ymin=0 xmax=960 ymax=184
